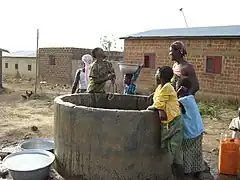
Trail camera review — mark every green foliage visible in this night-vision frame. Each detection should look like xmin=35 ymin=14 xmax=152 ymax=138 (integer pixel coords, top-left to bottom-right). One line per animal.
xmin=198 ymin=102 xmax=220 ymax=118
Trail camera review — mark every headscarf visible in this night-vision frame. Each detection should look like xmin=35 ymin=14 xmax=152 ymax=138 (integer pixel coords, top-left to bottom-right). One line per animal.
xmin=81 ymin=54 xmax=93 ymax=86
xmin=170 ymin=41 xmax=187 ymax=56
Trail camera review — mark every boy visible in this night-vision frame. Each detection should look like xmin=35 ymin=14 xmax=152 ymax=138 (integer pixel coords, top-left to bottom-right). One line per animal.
xmin=123 ymin=65 xmax=143 ymax=95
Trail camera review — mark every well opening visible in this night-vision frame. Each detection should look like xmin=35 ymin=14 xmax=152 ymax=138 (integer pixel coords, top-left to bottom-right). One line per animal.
xmin=61 ymin=93 xmax=152 ymax=110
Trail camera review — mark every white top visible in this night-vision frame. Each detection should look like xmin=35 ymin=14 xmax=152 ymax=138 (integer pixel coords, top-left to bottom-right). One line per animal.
xmin=79 ymin=70 xmax=87 ymax=89
xmin=229 ymin=117 xmax=240 ymax=131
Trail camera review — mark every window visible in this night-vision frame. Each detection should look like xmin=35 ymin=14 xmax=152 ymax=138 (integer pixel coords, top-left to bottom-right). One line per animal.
xmin=49 ymin=55 xmax=56 ymax=65
xmin=206 ymin=56 xmax=222 ymax=74
xmin=15 ymin=64 xmax=18 ymax=70
xmin=28 ymin=65 xmax=32 ymax=71
xmin=143 ymin=53 xmax=156 ymax=69
xmin=5 ymin=63 xmax=8 ymax=68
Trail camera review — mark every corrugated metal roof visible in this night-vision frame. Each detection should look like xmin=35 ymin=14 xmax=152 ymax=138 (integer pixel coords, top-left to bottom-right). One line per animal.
xmin=3 ymin=51 xmax=36 ymax=57
xmin=121 ymin=25 xmax=240 ymax=39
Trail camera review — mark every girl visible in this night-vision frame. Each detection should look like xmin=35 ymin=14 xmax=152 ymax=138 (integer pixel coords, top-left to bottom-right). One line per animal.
xmin=123 ymin=65 xmax=143 ymax=95
xmin=147 ymin=66 xmax=184 ymax=180
xmin=177 ymin=76 xmax=205 ymax=179
xmin=87 ymin=48 xmax=115 ymax=93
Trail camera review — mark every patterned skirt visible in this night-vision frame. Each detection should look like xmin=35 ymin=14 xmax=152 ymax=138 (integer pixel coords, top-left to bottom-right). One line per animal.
xmin=182 ymin=134 xmax=205 ymax=174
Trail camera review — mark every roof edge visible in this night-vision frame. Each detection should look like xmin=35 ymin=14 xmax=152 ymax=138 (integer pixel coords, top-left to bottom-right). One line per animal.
xmin=3 ymin=56 xmax=36 ymax=58
xmin=120 ymin=35 xmax=240 ymax=40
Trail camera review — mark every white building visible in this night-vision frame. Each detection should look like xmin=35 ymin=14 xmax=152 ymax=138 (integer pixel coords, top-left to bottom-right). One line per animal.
xmin=2 ymin=51 xmax=36 ymax=78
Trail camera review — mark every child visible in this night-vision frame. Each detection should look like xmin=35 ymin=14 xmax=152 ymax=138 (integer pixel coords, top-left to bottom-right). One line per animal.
xmin=147 ymin=66 xmax=184 ymax=180
xmin=87 ymin=48 xmax=115 ymax=93
xmin=123 ymin=65 xmax=143 ymax=95
xmin=177 ymin=76 xmax=205 ymax=179
xmin=229 ymin=107 xmax=240 ymax=138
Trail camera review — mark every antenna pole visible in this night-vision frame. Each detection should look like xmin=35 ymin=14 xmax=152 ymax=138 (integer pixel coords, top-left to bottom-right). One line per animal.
xmin=179 ymin=8 xmax=188 ymax=28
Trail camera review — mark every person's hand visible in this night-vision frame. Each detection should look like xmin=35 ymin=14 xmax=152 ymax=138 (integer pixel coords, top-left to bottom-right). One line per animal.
xmin=111 ymin=78 xmax=115 ymax=84
xmin=158 ymin=110 xmax=167 ymax=121
xmin=108 ymin=73 xmax=115 ymax=80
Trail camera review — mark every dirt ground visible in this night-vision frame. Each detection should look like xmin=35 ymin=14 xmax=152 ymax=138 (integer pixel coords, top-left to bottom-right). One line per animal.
xmin=0 ymin=77 xmax=239 ymax=180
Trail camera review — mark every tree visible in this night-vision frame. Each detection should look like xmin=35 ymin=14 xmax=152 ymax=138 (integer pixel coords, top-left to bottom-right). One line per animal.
xmin=100 ymin=35 xmax=123 ymax=60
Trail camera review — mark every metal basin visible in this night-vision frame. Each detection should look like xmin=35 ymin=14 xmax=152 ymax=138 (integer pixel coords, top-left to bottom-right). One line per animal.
xmin=20 ymin=138 xmax=54 ymax=153
xmin=118 ymin=62 xmax=140 ymax=74
xmin=3 ymin=149 xmax=55 ymax=180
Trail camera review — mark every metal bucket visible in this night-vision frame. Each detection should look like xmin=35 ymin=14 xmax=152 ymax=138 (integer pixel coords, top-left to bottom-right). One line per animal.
xmin=3 ymin=149 xmax=55 ymax=180
xmin=20 ymin=138 xmax=54 ymax=153
xmin=118 ymin=62 xmax=140 ymax=74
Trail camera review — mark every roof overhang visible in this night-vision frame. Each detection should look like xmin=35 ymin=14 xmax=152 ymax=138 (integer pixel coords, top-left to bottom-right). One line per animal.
xmin=120 ymin=36 xmax=240 ymax=40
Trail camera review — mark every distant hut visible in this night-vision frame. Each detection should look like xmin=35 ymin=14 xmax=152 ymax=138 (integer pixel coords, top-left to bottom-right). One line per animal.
xmin=0 ymin=48 xmax=10 ymax=89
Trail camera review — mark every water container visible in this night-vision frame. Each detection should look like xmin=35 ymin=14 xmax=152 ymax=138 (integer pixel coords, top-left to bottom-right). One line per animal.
xmin=218 ymin=138 xmax=240 ymax=175
xmin=238 ymin=146 xmax=240 ymax=178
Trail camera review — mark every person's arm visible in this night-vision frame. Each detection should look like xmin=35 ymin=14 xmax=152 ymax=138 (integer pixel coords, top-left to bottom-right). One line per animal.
xmin=71 ymin=70 xmax=80 ymax=94
xmin=186 ymin=65 xmax=199 ymax=95
xmin=132 ymin=65 xmax=143 ymax=82
xmin=106 ymin=61 xmax=116 ymax=83
xmin=90 ymin=63 xmax=113 ymax=84
xmin=147 ymin=85 xmax=169 ymax=110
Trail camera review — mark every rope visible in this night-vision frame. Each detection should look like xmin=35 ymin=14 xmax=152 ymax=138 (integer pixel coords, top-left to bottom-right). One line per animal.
xmin=107 ymin=82 xmax=117 ymax=101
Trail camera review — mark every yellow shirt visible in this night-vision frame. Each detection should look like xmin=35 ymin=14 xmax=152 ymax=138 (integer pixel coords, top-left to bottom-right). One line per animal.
xmin=153 ymin=82 xmax=181 ymax=124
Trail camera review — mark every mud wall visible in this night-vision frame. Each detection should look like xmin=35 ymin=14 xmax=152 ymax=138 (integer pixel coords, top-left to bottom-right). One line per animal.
xmin=54 ymin=93 xmax=172 ymax=180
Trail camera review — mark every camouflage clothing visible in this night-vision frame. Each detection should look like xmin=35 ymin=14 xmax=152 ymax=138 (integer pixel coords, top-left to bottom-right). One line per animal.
xmin=161 ymin=115 xmax=184 ymax=165
xmin=87 ymin=60 xmax=114 ymax=93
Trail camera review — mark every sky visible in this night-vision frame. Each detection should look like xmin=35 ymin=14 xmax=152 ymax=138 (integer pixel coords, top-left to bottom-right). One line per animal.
xmin=0 ymin=0 xmax=239 ymax=52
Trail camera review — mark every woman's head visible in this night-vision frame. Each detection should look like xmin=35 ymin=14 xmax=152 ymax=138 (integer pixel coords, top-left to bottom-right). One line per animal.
xmin=124 ymin=74 xmax=133 ymax=85
xmin=91 ymin=48 xmax=106 ymax=60
xmin=82 ymin=54 xmax=93 ymax=65
xmin=169 ymin=41 xmax=187 ymax=62
xmin=155 ymin=66 xmax=173 ymax=85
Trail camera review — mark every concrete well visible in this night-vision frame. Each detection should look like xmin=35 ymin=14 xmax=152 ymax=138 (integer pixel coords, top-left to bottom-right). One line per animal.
xmin=54 ymin=93 xmax=172 ymax=180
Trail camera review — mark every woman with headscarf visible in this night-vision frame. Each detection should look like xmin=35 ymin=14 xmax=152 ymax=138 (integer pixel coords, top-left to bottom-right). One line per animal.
xmin=71 ymin=54 xmax=93 ymax=93
xmin=169 ymin=41 xmax=199 ymax=96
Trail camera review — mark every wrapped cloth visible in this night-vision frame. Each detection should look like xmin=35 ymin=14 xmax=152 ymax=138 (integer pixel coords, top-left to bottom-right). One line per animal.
xmin=81 ymin=54 xmax=93 ymax=87
xmin=229 ymin=117 xmax=240 ymax=131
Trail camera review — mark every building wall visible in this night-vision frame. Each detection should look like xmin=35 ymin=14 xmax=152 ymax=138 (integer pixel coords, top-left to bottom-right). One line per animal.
xmin=2 ymin=57 xmax=36 ymax=78
xmin=39 ymin=47 xmax=123 ymax=85
xmin=124 ymin=39 xmax=240 ymax=96
xmin=39 ymin=48 xmax=73 ymax=84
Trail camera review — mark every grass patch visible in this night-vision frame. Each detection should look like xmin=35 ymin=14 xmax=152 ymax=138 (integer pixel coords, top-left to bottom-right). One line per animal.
xmin=198 ymin=100 xmax=238 ymax=119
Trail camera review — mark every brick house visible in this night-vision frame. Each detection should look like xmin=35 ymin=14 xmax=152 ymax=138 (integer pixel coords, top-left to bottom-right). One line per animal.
xmin=39 ymin=47 xmax=123 ymax=84
xmin=121 ymin=25 xmax=240 ymax=97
